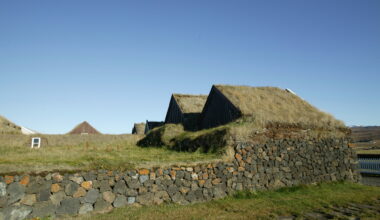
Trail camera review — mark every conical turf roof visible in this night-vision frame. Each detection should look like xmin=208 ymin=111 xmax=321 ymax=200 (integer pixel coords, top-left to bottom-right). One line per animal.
xmin=68 ymin=121 xmax=101 ymax=134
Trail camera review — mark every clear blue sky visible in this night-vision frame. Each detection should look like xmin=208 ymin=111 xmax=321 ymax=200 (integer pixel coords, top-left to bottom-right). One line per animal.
xmin=0 ymin=0 xmax=379 ymax=134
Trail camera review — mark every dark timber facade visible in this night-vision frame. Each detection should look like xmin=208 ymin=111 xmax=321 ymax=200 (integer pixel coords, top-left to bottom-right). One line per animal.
xmin=164 ymin=94 xmax=207 ymax=131
xmin=144 ymin=120 xmax=164 ymax=134
xmin=200 ymin=86 xmax=241 ymax=129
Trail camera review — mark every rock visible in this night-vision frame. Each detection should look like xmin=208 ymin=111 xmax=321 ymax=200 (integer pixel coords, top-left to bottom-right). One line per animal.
xmin=94 ymin=198 xmax=113 ymax=213
xmin=20 ymin=194 xmax=36 ymax=206
xmin=4 ymin=176 xmax=14 ymax=185
xmin=83 ymin=172 xmax=97 ymax=181
xmin=126 ymin=179 xmax=140 ymax=189
xmin=7 ymin=182 xmax=25 ymax=204
xmin=56 ymin=198 xmax=80 ymax=215
xmin=154 ymin=191 xmax=170 ymax=201
xmin=50 ymin=191 xmax=66 ymax=206
xmin=191 ymin=173 xmax=198 ymax=180
xmin=171 ymin=192 xmax=189 ymax=205
xmin=52 ymin=173 xmax=64 ymax=183
xmin=235 ymin=153 xmax=242 ymax=161
xmin=0 ymin=196 xmax=7 ymax=208
xmin=150 ymin=172 xmax=156 ymax=180
xmin=3 ymin=206 xmax=32 ymax=220
xmin=79 ymin=203 xmax=93 ymax=214
xmin=139 ymin=175 xmax=149 ymax=184
xmin=81 ymin=181 xmax=93 ymax=190
xmin=51 ymin=183 xmax=61 ymax=193
xmin=136 ymin=192 xmax=154 ymax=205
xmin=0 ymin=182 xmax=6 ymax=196
xmin=139 ymin=169 xmax=149 ymax=175
xmin=126 ymin=188 xmax=138 ymax=197
xmin=212 ymin=178 xmax=221 ymax=185
xmin=73 ymin=187 xmax=87 ymax=198
xmin=19 ymin=176 xmax=29 ymax=186
xmin=185 ymin=191 xmax=197 ymax=203
xmin=167 ymin=185 xmax=178 ymax=197
xmin=45 ymin=173 xmax=52 ymax=181
xmin=37 ymin=188 xmax=51 ymax=202
xmin=113 ymin=180 xmax=127 ymax=194
xmin=113 ymin=195 xmax=127 ymax=207
xmin=99 ymin=180 xmax=112 ymax=192
xmin=69 ymin=175 xmax=84 ymax=184
xmin=65 ymin=182 xmax=79 ymax=196
xmin=103 ymin=191 xmax=116 ymax=203
xmin=127 ymin=197 xmax=136 ymax=204
xmin=84 ymin=189 xmax=99 ymax=204
xmin=213 ymin=186 xmax=227 ymax=199
xmin=30 ymin=201 xmax=56 ymax=218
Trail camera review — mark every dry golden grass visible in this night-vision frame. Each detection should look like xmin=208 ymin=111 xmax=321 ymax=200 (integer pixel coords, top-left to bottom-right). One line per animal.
xmin=173 ymin=94 xmax=208 ymax=113
xmin=0 ymin=134 xmax=219 ymax=174
xmin=0 ymin=115 xmax=22 ymax=134
xmin=215 ymin=85 xmax=345 ymax=129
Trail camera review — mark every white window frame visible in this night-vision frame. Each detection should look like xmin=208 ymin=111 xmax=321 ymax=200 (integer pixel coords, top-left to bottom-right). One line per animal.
xmin=31 ymin=137 xmax=41 ymax=148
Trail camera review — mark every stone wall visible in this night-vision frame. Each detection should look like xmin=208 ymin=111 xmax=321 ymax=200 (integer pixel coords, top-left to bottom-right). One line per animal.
xmin=0 ymin=137 xmax=360 ymax=219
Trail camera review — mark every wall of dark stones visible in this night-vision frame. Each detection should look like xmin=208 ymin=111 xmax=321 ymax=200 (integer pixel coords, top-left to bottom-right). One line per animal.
xmin=0 ymin=137 xmax=360 ymax=219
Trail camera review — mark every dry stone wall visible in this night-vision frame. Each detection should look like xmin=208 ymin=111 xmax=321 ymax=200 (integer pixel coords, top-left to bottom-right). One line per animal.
xmin=0 ymin=137 xmax=359 ymax=219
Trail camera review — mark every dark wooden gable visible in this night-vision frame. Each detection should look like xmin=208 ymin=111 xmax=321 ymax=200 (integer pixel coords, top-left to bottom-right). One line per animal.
xmin=164 ymin=95 xmax=184 ymax=124
xmin=200 ymin=86 xmax=242 ymax=129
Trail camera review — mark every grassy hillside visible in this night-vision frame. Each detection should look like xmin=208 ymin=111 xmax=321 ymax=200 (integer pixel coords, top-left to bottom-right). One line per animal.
xmin=0 ymin=115 xmax=21 ymax=134
xmin=0 ymin=134 xmax=219 ymax=174
xmin=351 ymin=126 xmax=380 ymax=142
xmin=76 ymin=182 xmax=380 ymax=220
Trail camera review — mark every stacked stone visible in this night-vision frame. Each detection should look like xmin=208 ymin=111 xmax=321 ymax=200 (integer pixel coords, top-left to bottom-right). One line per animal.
xmin=0 ymin=137 xmax=360 ymax=219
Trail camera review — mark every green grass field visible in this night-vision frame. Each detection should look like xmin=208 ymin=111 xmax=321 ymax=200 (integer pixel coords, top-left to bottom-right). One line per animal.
xmin=73 ymin=182 xmax=380 ymax=220
xmin=0 ymin=134 xmax=219 ymax=174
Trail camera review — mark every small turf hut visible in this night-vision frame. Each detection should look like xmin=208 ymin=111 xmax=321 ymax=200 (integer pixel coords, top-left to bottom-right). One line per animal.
xmin=200 ymin=85 xmax=345 ymax=130
xmin=68 ymin=121 xmax=101 ymax=135
xmin=145 ymin=120 xmax=164 ymax=134
xmin=132 ymin=123 xmax=145 ymax=135
xmin=165 ymin=94 xmax=208 ymax=131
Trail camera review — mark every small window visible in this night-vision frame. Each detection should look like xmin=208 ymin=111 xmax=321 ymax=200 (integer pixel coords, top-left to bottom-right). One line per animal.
xmin=31 ymin=137 xmax=41 ymax=148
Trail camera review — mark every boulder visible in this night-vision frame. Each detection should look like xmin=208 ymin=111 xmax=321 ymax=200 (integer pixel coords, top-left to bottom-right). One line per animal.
xmin=64 ymin=182 xmax=79 ymax=196
xmin=0 ymin=182 xmax=6 ymax=197
xmin=20 ymin=194 xmax=36 ymax=206
xmin=113 ymin=180 xmax=127 ymax=194
xmin=84 ymin=189 xmax=99 ymax=204
xmin=94 ymin=198 xmax=113 ymax=213
xmin=79 ymin=203 xmax=93 ymax=214
xmin=7 ymin=182 xmax=25 ymax=205
xmin=50 ymin=191 xmax=66 ymax=206
xmin=56 ymin=198 xmax=80 ymax=215
xmin=113 ymin=195 xmax=127 ymax=207
xmin=102 ymin=191 xmax=115 ymax=203
xmin=30 ymin=201 xmax=56 ymax=218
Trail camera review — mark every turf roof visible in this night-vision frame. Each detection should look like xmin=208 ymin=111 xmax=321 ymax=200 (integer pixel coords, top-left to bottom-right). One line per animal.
xmin=0 ymin=115 xmax=22 ymax=134
xmin=173 ymin=94 xmax=208 ymax=114
xmin=68 ymin=121 xmax=101 ymax=134
xmin=214 ymin=85 xmax=345 ymax=129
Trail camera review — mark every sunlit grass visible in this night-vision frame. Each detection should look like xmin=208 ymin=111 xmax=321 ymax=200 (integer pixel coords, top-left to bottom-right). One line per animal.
xmin=0 ymin=135 xmax=219 ymax=174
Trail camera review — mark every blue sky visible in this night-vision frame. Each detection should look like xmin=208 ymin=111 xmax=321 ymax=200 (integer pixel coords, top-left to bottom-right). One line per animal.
xmin=0 ymin=0 xmax=379 ymax=134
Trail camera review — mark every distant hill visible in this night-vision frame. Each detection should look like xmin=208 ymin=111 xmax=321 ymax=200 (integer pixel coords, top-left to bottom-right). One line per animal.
xmin=351 ymin=126 xmax=380 ymax=142
xmin=0 ymin=115 xmax=22 ymax=134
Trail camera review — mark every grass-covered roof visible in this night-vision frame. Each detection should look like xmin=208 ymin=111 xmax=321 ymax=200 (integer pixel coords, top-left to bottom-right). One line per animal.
xmin=173 ymin=94 xmax=208 ymax=114
xmin=214 ymin=85 xmax=345 ymax=129
xmin=68 ymin=121 xmax=101 ymax=134
xmin=0 ymin=115 xmax=22 ymax=134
